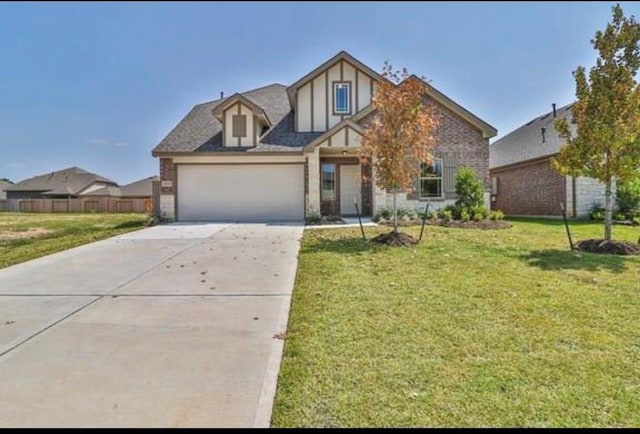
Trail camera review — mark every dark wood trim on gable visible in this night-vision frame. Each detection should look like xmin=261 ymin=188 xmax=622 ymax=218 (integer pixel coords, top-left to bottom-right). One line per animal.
xmin=355 ymin=70 xmax=359 ymax=112
xmin=237 ymin=104 xmax=241 ymax=147
xmin=325 ymin=71 xmax=329 ymax=131
xmin=310 ymin=80 xmax=314 ymax=132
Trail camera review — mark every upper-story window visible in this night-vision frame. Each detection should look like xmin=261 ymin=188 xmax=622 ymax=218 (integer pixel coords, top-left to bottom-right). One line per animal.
xmin=333 ymin=82 xmax=350 ymax=114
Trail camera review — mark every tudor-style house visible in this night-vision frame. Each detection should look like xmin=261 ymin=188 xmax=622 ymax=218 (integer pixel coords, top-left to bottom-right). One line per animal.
xmin=152 ymin=51 xmax=497 ymax=221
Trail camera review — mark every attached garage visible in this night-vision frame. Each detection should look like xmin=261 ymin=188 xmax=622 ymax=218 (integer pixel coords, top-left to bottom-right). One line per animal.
xmin=176 ymin=164 xmax=305 ymax=221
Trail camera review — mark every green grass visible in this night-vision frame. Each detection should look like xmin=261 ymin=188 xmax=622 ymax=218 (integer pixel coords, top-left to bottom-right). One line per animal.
xmin=0 ymin=212 xmax=148 ymax=269
xmin=272 ymin=218 xmax=640 ymax=427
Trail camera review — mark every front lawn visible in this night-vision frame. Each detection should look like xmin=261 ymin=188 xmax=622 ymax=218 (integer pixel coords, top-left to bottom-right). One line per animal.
xmin=272 ymin=218 xmax=640 ymax=427
xmin=0 ymin=213 xmax=147 ymax=269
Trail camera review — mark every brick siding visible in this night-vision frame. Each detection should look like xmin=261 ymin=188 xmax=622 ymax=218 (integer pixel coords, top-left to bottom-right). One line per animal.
xmin=490 ymin=157 xmax=566 ymax=216
xmin=159 ymin=158 xmax=175 ymax=194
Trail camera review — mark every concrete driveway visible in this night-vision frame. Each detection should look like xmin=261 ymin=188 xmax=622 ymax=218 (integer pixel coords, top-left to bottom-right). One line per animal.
xmin=0 ymin=222 xmax=303 ymax=427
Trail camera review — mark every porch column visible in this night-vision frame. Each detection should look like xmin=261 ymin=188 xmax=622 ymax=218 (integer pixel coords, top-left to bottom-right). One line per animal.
xmin=371 ymin=158 xmax=386 ymax=213
xmin=305 ymin=147 xmax=321 ymax=215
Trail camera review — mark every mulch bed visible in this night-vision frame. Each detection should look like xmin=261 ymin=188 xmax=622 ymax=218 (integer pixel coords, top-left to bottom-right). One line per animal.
xmin=378 ymin=218 xmax=511 ymax=230
xmin=575 ymin=239 xmax=640 ymax=256
xmin=370 ymin=231 xmax=419 ymax=247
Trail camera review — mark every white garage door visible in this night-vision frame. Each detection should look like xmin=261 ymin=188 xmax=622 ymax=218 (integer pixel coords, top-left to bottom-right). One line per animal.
xmin=177 ymin=164 xmax=305 ymax=221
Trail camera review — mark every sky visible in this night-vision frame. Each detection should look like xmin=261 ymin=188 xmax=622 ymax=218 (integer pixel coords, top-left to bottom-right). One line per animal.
xmin=1 ymin=1 xmax=638 ymax=185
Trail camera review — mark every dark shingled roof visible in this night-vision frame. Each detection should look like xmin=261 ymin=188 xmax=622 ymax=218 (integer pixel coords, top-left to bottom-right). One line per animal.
xmin=6 ymin=167 xmax=117 ymax=196
xmin=152 ymin=83 xmax=322 ymax=154
xmin=121 ymin=175 xmax=158 ymax=197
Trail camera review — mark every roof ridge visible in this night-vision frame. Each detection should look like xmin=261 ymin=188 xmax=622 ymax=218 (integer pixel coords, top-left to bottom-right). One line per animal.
xmin=492 ymin=101 xmax=574 ymax=146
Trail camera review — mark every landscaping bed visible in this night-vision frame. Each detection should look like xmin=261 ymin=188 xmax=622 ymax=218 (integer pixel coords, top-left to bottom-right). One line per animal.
xmin=377 ymin=217 xmax=511 ymax=230
xmin=575 ymin=238 xmax=640 ymax=255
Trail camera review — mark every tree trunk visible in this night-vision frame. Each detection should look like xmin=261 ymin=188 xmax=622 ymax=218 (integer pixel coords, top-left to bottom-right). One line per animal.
xmin=604 ymin=178 xmax=613 ymax=241
xmin=392 ymin=188 xmax=398 ymax=233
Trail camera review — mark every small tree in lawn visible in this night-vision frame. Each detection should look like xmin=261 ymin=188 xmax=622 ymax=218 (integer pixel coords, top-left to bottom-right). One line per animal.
xmin=360 ymin=63 xmax=439 ymax=235
xmin=554 ymin=4 xmax=640 ymax=241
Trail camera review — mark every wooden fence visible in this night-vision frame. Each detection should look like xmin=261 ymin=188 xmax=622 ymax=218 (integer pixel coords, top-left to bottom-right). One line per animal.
xmin=0 ymin=197 xmax=152 ymax=214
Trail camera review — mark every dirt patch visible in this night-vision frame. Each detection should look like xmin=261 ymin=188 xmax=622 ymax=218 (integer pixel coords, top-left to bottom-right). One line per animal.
xmin=370 ymin=231 xmax=419 ymax=247
xmin=378 ymin=218 xmax=511 ymax=230
xmin=0 ymin=228 xmax=55 ymax=240
xmin=575 ymin=239 xmax=640 ymax=256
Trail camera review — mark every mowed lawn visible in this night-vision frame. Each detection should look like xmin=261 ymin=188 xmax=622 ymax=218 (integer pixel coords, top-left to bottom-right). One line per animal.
xmin=272 ymin=219 xmax=640 ymax=427
xmin=0 ymin=213 xmax=147 ymax=269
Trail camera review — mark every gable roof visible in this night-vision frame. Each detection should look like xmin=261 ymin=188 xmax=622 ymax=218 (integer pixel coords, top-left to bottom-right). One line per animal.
xmin=414 ymin=76 xmax=497 ymax=139
xmin=152 ymin=51 xmax=497 ymax=155
xmin=286 ymin=50 xmax=383 ymax=108
xmin=211 ymin=93 xmax=271 ymax=126
xmin=152 ymin=84 xmax=320 ymax=154
xmin=490 ymin=103 xmax=574 ymax=169
xmin=6 ymin=167 xmax=117 ymax=196
xmin=0 ymin=179 xmax=13 ymax=191
xmin=303 ymin=119 xmax=364 ymax=151
xmin=120 ymin=175 xmax=158 ymax=197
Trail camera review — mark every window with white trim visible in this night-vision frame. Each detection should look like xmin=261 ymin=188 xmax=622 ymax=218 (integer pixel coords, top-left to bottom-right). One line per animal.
xmin=420 ymin=159 xmax=443 ymax=199
xmin=333 ymin=82 xmax=350 ymax=114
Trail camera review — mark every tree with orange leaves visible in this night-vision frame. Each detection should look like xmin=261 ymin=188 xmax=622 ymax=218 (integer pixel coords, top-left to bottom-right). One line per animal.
xmin=360 ymin=62 xmax=440 ymax=236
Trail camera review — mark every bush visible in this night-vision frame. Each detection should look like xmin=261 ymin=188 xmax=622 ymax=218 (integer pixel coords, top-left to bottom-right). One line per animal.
xmin=396 ymin=208 xmax=417 ymax=219
xmin=455 ymin=167 xmax=485 ymax=211
xmin=589 ymin=202 xmax=605 ymax=221
xmin=305 ymin=211 xmax=323 ymax=225
xmin=440 ymin=203 xmax=459 ymax=219
xmin=616 ymin=178 xmax=640 ymax=217
xmin=441 ymin=209 xmax=453 ymax=221
xmin=373 ymin=208 xmax=392 ymax=222
xmin=614 ymin=212 xmax=626 ymax=222
xmin=459 ymin=209 xmax=470 ymax=222
xmin=489 ymin=210 xmax=505 ymax=221
xmin=633 ymin=215 xmax=640 ymax=225
xmin=470 ymin=205 xmax=489 ymax=221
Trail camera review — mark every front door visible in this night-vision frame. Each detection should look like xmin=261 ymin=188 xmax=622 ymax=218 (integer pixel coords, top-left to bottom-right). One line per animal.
xmin=340 ymin=165 xmax=361 ymax=216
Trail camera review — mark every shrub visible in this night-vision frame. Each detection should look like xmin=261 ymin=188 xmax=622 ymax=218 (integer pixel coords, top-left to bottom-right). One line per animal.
xmin=459 ymin=209 xmax=470 ymax=222
xmin=615 ymin=178 xmax=640 ymax=217
xmin=440 ymin=203 xmax=461 ymax=220
xmin=589 ymin=202 xmax=605 ymax=221
xmin=632 ymin=215 xmax=640 ymax=225
xmin=470 ymin=205 xmax=489 ymax=221
xmin=396 ymin=208 xmax=417 ymax=219
xmin=441 ymin=209 xmax=453 ymax=221
xmin=305 ymin=211 xmax=323 ymax=225
xmin=373 ymin=208 xmax=392 ymax=222
xmin=455 ymin=167 xmax=485 ymax=211
xmin=489 ymin=210 xmax=505 ymax=221
xmin=614 ymin=212 xmax=626 ymax=222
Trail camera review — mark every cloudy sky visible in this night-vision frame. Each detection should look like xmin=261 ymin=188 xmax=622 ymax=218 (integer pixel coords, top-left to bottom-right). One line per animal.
xmin=1 ymin=1 xmax=637 ymax=184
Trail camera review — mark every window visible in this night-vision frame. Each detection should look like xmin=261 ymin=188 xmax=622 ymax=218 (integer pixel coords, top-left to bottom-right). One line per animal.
xmin=321 ymin=164 xmax=336 ymax=201
xmin=333 ymin=82 xmax=350 ymax=114
xmin=232 ymin=114 xmax=247 ymax=138
xmin=420 ymin=159 xmax=443 ymax=199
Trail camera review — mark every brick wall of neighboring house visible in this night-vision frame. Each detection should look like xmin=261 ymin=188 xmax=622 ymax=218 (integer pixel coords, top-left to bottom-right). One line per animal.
xmin=379 ymin=95 xmax=490 ymax=212
xmin=490 ymin=157 xmax=566 ymax=216
xmin=159 ymin=157 xmax=176 ymax=219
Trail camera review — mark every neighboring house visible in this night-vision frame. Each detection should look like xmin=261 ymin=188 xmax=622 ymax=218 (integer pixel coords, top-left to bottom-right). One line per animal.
xmin=5 ymin=167 xmax=118 ymax=199
xmin=489 ymin=103 xmax=608 ymax=218
xmin=152 ymin=50 xmax=497 ymax=221
xmin=89 ymin=175 xmax=159 ymax=198
xmin=0 ymin=179 xmax=13 ymax=200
